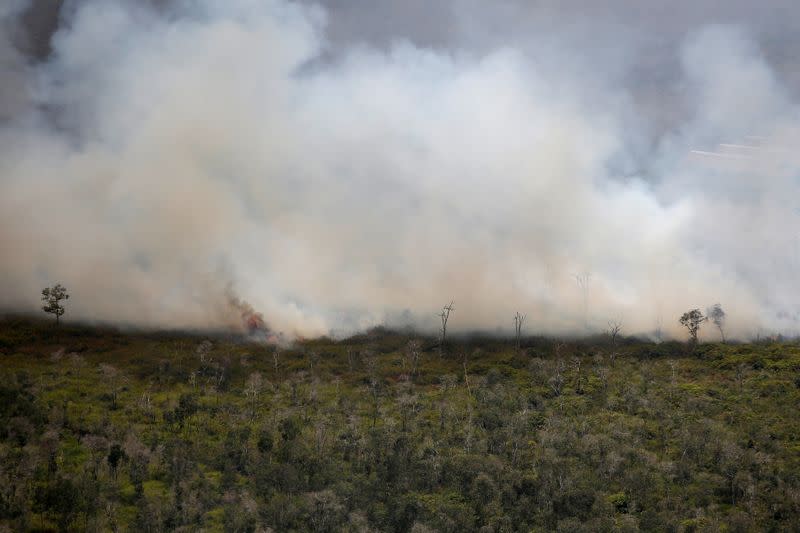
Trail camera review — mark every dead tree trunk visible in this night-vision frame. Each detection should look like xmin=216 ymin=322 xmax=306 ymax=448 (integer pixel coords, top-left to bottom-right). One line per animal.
xmin=514 ymin=312 xmax=525 ymax=352
xmin=438 ymin=301 xmax=455 ymax=358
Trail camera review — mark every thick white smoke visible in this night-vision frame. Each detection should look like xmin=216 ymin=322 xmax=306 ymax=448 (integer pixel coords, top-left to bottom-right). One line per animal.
xmin=0 ymin=0 xmax=798 ymax=340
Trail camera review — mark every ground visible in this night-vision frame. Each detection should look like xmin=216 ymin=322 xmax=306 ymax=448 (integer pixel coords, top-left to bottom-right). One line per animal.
xmin=1 ymin=316 xmax=799 ymax=532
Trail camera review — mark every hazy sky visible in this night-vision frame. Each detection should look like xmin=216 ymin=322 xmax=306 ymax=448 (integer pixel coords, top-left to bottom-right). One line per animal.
xmin=2 ymin=0 xmax=799 ymax=339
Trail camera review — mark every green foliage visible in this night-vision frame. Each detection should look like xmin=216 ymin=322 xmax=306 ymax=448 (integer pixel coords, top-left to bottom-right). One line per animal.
xmin=1 ymin=317 xmax=799 ymax=531
xmin=679 ymin=308 xmax=707 ymax=344
xmin=41 ymin=284 xmax=70 ymax=325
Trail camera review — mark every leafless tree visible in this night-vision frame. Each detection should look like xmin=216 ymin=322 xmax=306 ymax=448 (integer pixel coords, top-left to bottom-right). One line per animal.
xmin=606 ymin=320 xmax=622 ymax=346
xmin=607 ymin=320 xmax=623 ymax=363
xmin=549 ymin=360 xmax=566 ymax=408
xmin=406 ymin=340 xmax=422 ymax=379
xmin=514 ymin=312 xmax=525 ymax=352
xmin=272 ymin=346 xmax=281 ymax=375
xmin=571 ymin=356 xmax=584 ymax=393
xmin=462 ymin=351 xmax=472 ymax=396
xmin=595 ymin=365 xmax=609 ymax=391
xmin=438 ymin=301 xmax=455 ymax=357
xmin=203 ymin=357 xmax=226 ymax=407
xmin=244 ymin=372 xmax=264 ymax=420
xmin=668 ymin=360 xmax=678 ymax=384
xmin=346 ymin=346 xmax=358 ymax=371
xmin=553 ymin=340 xmax=567 ymax=360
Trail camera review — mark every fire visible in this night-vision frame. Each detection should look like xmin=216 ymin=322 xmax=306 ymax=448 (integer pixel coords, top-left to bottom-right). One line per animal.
xmin=225 ymin=290 xmax=280 ymax=343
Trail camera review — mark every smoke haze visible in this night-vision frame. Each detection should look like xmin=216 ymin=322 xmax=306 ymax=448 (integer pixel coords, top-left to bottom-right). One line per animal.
xmin=1 ymin=0 xmax=799 ymax=339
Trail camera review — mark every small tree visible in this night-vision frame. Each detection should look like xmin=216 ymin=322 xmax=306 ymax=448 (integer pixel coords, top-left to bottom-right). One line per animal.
xmin=272 ymin=346 xmax=281 ymax=375
xmin=707 ymin=303 xmax=726 ymax=343
xmin=514 ymin=312 xmax=525 ymax=352
xmin=41 ymin=284 xmax=69 ymax=325
xmin=406 ymin=340 xmax=422 ymax=379
xmin=438 ymin=301 xmax=455 ymax=357
xmin=679 ymin=309 xmax=706 ymax=345
xmin=244 ymin=372 xmax=263 ymax=420
xmin=606 ymin=320 xmax=622 ymax=347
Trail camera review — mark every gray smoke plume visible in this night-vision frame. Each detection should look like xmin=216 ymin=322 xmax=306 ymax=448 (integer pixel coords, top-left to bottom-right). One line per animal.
xmin=1 ymin=0 xmax=799 ymax=340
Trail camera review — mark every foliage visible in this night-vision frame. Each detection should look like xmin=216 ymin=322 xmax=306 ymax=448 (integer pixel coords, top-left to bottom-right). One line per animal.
xmin=41 ymin=284 xmax=70 ymax=325
xmin=679 ymin=309 xmax=706 ymax=345
xmin=1 ymin=317 xmax=799 ymax=531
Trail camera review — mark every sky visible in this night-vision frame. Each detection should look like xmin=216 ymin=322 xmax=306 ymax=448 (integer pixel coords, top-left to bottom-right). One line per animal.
xmin=1 ymin=0 xmax=799 ymax=340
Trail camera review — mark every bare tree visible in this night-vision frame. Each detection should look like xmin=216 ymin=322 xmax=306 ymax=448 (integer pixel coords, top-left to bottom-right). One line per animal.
xmin=406 ymin=340 xmax=422 ymax=379
xmin=514 ymin=312 xmax=525 ymax=352
xmin=438 ymin=301 xmax=455 ymax=357
xmin=272 ymin=346 xmax=281 ymax=375
xmin=707 ymin=303 xmax=726 ymax=343
xmin=571 ymin=356 xmax=584 ymax=394
xmin=549 ymin=360 xmax=566 ymax=409
xmin=41 ymin=283 xmax=69 ymax=325
xmin=553 ymin=340 xmax=567 ymax=360
xmin=397 ymin=393 xmax=419 ymax=433
xmin=679 ymin=309 xmax=707 ymax=345
xmin=244 ymin=372 xmax=263 ymax=420
xmin=346 ymin=346 xmax=358 ymax=371
xmin=667 ymin=359 xmax=679 ymax=400
xmin=606 ymin=320 xmax=622 ymax=347
xmin=461 ymin=351 xmax=472 ymax=396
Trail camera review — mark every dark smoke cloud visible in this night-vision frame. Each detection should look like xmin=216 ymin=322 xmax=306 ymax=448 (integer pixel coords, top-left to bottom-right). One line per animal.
xmin=1 ymin=0 xmax=799 ymax=340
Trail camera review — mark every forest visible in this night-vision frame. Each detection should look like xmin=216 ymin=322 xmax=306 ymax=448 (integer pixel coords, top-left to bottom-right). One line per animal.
xmin=1 ymin=316 xmax=799 ymax=532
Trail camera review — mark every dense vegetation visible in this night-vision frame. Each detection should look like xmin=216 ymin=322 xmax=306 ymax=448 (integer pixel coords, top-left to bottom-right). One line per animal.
xmin=1 ymin=317 xmax=799 ymax=532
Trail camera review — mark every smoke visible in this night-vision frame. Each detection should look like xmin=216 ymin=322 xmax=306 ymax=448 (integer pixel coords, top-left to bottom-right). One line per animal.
xmin=1 ymin=0 xmax=799 ymax=340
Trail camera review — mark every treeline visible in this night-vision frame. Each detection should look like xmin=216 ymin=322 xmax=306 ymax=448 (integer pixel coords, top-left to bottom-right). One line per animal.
xmin=1 ymin=320 xmax=799 ymax=531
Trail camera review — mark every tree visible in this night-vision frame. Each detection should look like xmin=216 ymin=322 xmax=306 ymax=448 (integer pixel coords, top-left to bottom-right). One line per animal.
xmin=606 ymin=320 xmax=622 ymax=347
xmin=245 ymin=372 xmax=264 ymax=420
xmin=438 ymin=301 xmax=454 ymax=357
xmin=42 ymin=284 xmax=69 ymax=325
xmin=707 ymin=304 xmax=726 ymax=343
xmin=514 ymin=312 xmax=525 ymax=352
xmin=406 ymin=340 xmax=422 ymax=379
xmin=273 ymin=346 xmax=281 ymax=375
xmin=679 ymin=309 xmax=706 ymax=345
